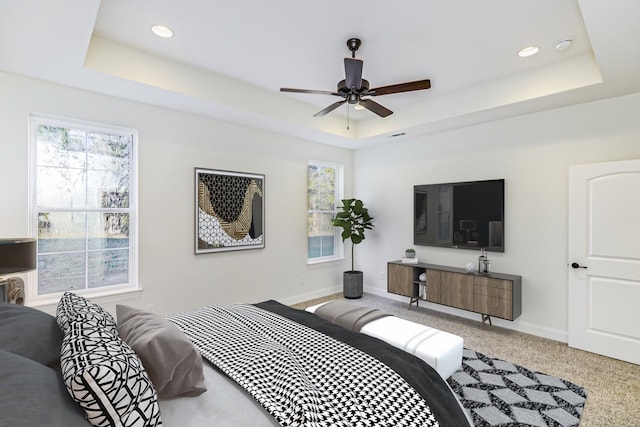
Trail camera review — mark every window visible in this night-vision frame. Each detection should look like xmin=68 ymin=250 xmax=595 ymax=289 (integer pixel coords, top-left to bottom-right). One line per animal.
xmin=307 ymin=161 xmax=343 ymax=263
xmin=29 ymin=116 xmax=137 ymax=302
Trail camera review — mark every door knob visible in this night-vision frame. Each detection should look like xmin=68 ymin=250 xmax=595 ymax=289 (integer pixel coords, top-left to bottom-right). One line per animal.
xmin=570 ymin=262 xmax=587 ymax=269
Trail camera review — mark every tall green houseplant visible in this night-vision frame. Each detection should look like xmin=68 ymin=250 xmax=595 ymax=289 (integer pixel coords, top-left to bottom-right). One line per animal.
xmin=332 ymin=198 xmax=375 ymax=272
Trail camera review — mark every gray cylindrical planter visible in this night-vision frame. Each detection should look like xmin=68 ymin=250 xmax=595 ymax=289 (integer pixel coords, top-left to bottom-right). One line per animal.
xmin=343 ymin=271 xmax=363 ymax=299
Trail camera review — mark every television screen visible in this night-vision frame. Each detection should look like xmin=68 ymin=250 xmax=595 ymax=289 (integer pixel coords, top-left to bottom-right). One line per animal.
xmin=414 ymin=179 xmax=504 ymax=252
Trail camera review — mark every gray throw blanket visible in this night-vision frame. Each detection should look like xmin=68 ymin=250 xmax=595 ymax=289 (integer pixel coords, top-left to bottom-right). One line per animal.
xmin=314 ymin=300 xmax=391 ymax=332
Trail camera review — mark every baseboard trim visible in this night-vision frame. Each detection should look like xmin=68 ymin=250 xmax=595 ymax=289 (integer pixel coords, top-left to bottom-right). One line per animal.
xmin=366 ymin=286 xmax=568 ymax=343
xmin=279 ymin=285 xmax=342 ymax=306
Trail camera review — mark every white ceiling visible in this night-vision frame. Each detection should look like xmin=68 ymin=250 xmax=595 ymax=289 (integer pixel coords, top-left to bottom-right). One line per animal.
xmin=1 ymin=0 xmax=639 ymax=148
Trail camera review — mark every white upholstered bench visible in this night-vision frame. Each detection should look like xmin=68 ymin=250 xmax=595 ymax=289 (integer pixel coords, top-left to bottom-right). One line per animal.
xmin=306 ymin=301 xmax=463 ymax=380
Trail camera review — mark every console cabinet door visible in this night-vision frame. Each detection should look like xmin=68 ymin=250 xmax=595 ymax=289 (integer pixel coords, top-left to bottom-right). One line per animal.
xmin=388 ymin=263 xmax=413 ymax=297
xmin=441 ymin=271 xmax=475 ymax=311
xmin=426 ymin=269 xmax=443 ymax=304
xmin=474 ymin=276 xmax=513 ymax=320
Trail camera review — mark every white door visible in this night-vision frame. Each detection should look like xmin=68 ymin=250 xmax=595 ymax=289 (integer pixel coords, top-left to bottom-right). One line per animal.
xmin=568 ymin=158 xmax=640 ymax=365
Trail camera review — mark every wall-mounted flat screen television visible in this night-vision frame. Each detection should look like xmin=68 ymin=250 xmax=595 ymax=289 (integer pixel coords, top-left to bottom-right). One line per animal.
xmin=414 ymin=179 xmax=504 ymax=252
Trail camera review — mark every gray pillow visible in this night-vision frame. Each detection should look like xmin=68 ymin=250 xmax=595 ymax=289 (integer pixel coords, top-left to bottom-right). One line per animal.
xmin=116 ymin=305 xmax=207 ymax=398
xmin=0 ymin=349 xmax=90 ymax=427
xmin=0 ymin=301 xmax=63 ymax=365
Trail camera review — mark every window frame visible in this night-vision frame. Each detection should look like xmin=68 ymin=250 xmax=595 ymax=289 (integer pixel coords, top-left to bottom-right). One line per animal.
xmin=307 ymin=160 xmax=344 ymax=264
xmin=27 ymin=114 xmax=139 ymax=305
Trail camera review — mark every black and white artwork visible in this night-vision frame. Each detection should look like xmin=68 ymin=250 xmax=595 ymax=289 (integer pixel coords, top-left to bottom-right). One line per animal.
xmin=195 ymin=168 xmax=264 ymax=254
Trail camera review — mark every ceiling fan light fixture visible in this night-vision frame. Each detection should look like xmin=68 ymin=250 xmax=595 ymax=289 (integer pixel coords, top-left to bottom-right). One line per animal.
xmin=151 ymin=25 xmax=174 ymax=38
xmin=518 ymin=45 xmax=539 ymax=57
xmin=353 ymin=103 xmax=365 ymax=110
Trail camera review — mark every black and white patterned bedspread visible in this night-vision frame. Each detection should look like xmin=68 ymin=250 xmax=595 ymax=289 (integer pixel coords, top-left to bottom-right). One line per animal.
xmin=167 ymin=304 xmax=439 ymax=427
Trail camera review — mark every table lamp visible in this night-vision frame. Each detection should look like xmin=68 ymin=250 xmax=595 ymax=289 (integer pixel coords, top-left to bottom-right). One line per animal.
xmin=0 ymin=238 xmax=37 ymax=304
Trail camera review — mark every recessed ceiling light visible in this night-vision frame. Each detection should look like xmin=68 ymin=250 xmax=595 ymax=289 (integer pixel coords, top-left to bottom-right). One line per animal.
xmin=518 ymin=45 xmax=539 ymax=58
xmin=555 ymin=39 xmax=572 ymax=52
xmin=151 ymin=25 xmax=174 ymax=38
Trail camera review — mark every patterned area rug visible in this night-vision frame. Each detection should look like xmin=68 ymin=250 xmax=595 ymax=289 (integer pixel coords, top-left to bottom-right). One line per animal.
xmin=448 ymin=348 xmax=587 ymax=427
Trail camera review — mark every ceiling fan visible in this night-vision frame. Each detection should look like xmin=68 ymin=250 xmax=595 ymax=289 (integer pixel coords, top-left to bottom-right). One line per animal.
xmin=280 ymin=38 xmax=431 ymax=118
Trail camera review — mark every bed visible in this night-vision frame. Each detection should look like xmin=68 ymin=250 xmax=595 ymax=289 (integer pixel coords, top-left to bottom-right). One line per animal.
xmin=0 ymin=294 xmax=471 ymax=427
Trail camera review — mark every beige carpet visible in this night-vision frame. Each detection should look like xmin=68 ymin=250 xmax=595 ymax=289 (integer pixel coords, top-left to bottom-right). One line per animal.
xmin=292 ymin=293 xmax=640 ymax=427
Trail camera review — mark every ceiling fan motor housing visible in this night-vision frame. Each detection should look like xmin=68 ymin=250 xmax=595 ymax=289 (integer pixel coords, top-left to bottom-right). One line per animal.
xmin=338 ymin=79 xmax=369 ymax=103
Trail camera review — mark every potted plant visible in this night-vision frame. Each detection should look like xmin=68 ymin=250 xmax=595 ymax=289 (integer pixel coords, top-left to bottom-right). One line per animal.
xmin=405 ymin=248 xmax=416 ymax=259
xmin=332 ymin=198 xmax=375 ymax=298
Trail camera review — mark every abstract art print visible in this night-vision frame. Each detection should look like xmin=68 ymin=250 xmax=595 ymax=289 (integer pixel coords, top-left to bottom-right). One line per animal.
xmin=195 ymin=168 xmax=264 ymax=253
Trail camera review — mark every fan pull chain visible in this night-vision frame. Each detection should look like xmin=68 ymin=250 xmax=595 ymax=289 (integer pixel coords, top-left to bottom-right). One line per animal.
xmin=347 ymin=102 xmax=350 ymax=130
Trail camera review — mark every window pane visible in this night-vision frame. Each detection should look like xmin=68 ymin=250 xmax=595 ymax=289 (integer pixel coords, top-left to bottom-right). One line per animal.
xmin=308 ymin=212 xmax=335 ymax=258
xmin=88 ymin=249 xmax=129 ymax=288
xmin=87 ymin=132 xmax=130 ymax=172
xmin=320 ymin=235 xmax=335 ymax=257
xmin=87 ymin=170 xmax=130 ymax=209
xmin=87 ymin=132 xmax=130 ymax=210
xmin=308 ymin=234 xmax=336 ymax=258
xmin=37 ymin=212 xmax=86 ymax=252
xmin=36 ymin=125 xmax=86 ymax=169
xmin=37 ymin=252 xmax=86 ymax=295
xmin=36 ymin=166 xmax=86 ymax=208
xmin=308 ymin=165 xmax=335 ymax=211
xmin=87 ymin=213 xmax=130 ymax=249
xmin=311 ymin=187 xmax=335 ymax=211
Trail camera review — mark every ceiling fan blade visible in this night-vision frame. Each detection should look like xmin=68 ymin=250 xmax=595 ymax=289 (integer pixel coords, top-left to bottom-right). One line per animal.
xmin=369 ymin=79 xmax=431 ymax=96
xmin=358 ymin=98 xmax=393 ymax=117
xmin=280 ymin=88 xmax=341 ymax=96
xmin=314 ymin=99 xmax=347 ymax=117
xmin=344 ymin=58 xmax=363 ymax=90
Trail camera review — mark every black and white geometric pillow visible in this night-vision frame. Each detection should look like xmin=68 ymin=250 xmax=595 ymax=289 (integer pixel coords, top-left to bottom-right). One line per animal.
xmin=56 ymin=291 xmax=118 ymax=335
xmin=60 ymin=314 xmax=162 ymax=426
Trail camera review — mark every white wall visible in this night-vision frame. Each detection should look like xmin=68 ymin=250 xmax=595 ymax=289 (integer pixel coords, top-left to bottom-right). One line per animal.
xmin=354 ymin=92 xmax=640 ymax=341
xmin=3 ymin=69 xmax=639 ymax=343
xmin=0 ymin=71 xmax=352 ymax=315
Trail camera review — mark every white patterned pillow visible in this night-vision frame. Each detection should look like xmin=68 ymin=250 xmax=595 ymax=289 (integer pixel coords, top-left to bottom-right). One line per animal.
xmin=56 ymin=291 xmax=117 ymax=335
xmin=60 ymin=315 xmax=162 ymax=426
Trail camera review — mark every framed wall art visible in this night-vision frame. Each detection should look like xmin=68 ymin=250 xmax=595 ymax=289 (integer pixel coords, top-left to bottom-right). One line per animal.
xmin=195 ymin=168 xmax=264 ymax=254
